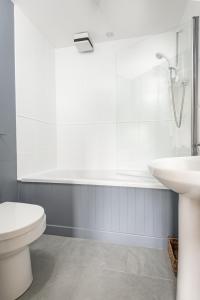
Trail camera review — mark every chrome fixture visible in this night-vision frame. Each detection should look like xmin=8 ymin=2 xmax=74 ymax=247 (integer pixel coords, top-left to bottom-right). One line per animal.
xmin=176 ymin=30 xmax=183 ymax=67
xmin=155 ymin=52 xmax=177 ymax=79
xmin=155 ymin=28 xmax=188 ymax=129
xmin=155 ymin=49 xmax=188 ymax=128
xmin=191 ymin=16 xmax=199 ymax=156
xmin=155 ymin=52 xmax=171 ymax=66
xmin=74 ymin=32 xmax=94 ymax=53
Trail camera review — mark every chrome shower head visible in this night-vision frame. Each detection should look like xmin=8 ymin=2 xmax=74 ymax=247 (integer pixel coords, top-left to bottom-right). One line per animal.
xmin=155 ymin=52 xmax=164 ymax=60
xmin=155 ymin=52 xmax=171 ymax=67
xmin=156 ymin=52 xmax=178 ymax=80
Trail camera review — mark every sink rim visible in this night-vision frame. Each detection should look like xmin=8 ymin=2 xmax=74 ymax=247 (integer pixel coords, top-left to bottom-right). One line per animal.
xmin=149 ymin=156 xmax=200 ymax=173
xmin=149 ymin=156 xmax=200 ymax=195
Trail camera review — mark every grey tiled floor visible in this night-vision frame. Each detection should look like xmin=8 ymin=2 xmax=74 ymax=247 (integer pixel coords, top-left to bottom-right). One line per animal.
xmin=19 ymin=235 xmax=176 ymax=300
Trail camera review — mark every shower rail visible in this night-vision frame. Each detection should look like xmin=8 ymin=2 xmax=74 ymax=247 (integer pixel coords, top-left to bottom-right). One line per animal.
xmin=192 ymin=16 xmax=199 ymax=156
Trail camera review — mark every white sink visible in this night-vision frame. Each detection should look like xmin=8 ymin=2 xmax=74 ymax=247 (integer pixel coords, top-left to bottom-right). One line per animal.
xmin=149 ymin=156 xmax=200 ymax=300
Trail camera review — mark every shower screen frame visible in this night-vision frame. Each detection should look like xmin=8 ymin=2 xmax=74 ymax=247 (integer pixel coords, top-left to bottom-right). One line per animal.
xmin=191 ymin=16 xmax=199 ymax=156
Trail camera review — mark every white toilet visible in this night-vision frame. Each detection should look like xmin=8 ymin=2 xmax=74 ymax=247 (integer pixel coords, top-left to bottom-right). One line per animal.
xmin=0 ymin=202 xmax=46 ymax=300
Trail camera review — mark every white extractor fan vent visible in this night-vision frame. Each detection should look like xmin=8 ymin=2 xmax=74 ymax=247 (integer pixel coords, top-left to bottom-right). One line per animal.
xmin=74 ymin=32 xmax=94 ymax=53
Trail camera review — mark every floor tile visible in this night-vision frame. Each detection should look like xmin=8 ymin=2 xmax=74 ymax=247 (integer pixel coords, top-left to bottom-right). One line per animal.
xmin=72 ymin=268 xmax=176 ymax=300
xmin=126 ymin=247 xmax=175 ymax=280
xmin=19 ymin=235 xmax=176 ymax=300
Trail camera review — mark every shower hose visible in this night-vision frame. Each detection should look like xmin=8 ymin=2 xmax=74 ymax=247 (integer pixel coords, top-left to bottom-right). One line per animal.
xmin=169 ymin=68 xmax=187 ymax=129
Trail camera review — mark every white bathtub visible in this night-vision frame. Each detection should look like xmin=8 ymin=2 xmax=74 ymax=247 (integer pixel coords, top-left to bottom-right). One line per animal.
xmin=19 ymin=169 xmax=166 ymax=189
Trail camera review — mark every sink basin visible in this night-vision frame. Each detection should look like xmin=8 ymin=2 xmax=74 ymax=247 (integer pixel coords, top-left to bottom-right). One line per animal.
xmin=149 ymin=156 xmax=200 ymax=300
xmin=149 ymin=156 xmax=200 ymax=197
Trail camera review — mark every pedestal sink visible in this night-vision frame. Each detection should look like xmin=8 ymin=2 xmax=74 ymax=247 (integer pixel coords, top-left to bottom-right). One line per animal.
xmin=149 ymin=156 xmax=200 ymax=300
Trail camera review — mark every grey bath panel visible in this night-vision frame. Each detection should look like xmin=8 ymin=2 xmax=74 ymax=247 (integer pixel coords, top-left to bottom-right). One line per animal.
xmin=18 ymin=183 xmax=178 ymax=249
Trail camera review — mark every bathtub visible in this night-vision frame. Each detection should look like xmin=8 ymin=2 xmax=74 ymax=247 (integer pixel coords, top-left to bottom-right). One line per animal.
xmin=19 ymin=169 xmax=166 ymax=189
xmin=18 ymin=169 xmax=175 ymax=249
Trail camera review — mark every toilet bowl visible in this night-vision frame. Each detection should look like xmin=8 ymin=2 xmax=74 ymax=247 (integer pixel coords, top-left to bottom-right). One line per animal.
xmin=0 ymin=202 xmax=46 ymax=300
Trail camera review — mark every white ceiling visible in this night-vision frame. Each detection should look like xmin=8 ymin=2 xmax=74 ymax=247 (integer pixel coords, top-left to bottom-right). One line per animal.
xmin=14 ymin=0 xmax=189 ymax=48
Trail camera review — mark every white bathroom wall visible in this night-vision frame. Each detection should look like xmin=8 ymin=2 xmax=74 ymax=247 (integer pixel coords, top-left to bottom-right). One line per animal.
xmin=15 ymin=6 xmax=192 ymax=175
xmin=116 ymin=31 xmax=192 ymax=170
xmin=15 ymin=7 xmax=57 ymax=177
xmin=55 ymin=42 xmax=119 ymax=170
xmin=55 ymin=30 xmax=191 ymax=171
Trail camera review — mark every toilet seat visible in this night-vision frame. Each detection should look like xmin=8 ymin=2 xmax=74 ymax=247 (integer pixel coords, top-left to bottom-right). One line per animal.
xmin=0 ymin=202 xmax=46 ymax=300
xmin=0 ymin=202 xmax=45 ymax=241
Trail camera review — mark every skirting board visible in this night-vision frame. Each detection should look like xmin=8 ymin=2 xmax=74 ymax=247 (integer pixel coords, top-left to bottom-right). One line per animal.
xmin=46 ymin=224 xmax=169 ymax=249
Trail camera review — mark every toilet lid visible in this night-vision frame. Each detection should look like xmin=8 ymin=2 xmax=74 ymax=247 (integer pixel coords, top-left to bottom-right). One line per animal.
xmin=0 ymin=202 xmax=45 ymax=241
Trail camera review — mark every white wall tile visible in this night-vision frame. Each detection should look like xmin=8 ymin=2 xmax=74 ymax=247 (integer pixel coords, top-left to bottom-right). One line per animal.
xmin=15 ymin=8 xmax=192 ymax=176
xmin=57 ymin=124 xmax=116 ymax=170
xmin=15 ymin=7 xmax=56 ymax=124
xmin=138 ymin=121 xmax=174 ymax=159
xmin=117 ymin=66 xmax=172 ymax=123
xmin=117 ymin=121 xmax=175 ymax=171
xmin=17 ymin=116 xmax=57 ymax=177
xmin=55 ymin=42 xmax=117 ymax=124
xmin=116 ymin=122 xmax=140 ymax=170
xmin=15 ymin=7 xmax=57 ymax=177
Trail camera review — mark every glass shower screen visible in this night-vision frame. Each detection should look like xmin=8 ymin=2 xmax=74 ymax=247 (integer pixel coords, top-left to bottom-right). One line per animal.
xmin=115 ymin=20 xmax=193 ymax=174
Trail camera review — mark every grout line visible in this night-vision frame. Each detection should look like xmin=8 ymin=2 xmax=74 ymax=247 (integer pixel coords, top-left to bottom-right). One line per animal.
xmin=56 ymin=120 xmax=174 ymax=126
xmin=17 ymin=115 xmax=176 ymax=126
xmin=17 ymin=114 xmax=56 ymax=125
xmin=102 ymin=268 xmax=176 ymax=282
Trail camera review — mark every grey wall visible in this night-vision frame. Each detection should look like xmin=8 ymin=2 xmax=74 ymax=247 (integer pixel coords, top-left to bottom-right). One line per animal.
xmin=0 ymin=0 xmax=17 ymax=203
xmin=18 ymin=183 xmax=178 ymax=249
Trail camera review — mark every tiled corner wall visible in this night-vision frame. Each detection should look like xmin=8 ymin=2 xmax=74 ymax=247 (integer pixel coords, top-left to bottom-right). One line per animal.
xmin=55 ymin=30 xmax=192 ymax=172
xmin=15 ymin=7 xmax=57 ymax=178
xmin=15 ymin=6 xmax=192 ymax=176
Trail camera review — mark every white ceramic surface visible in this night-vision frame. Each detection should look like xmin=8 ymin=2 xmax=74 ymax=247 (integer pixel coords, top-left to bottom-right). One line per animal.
xmin=0 ymin=202 xmax=45 ymax=240
xmin=0 ymin=202 xmax=46 ymax=300
xmin=19 ymin=169 xmax=166 ymax=189
xmin=149 ymin=156 xmax=200 ymax=300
